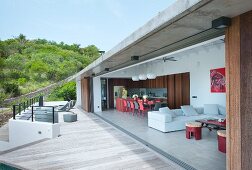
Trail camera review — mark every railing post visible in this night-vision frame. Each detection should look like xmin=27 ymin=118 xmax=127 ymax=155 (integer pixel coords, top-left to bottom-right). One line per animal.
xmin=23 ymin=102 xmax=26 ymax=112
xmin=32 ymin=106 xmax=34 ymax=122
xmin=18 ymin=103 xmax=21 ymax=115
xmin=13 ymin=105 xmax=16 ymax=120
xmin=52 ymin=107 xmax=55 ymax=124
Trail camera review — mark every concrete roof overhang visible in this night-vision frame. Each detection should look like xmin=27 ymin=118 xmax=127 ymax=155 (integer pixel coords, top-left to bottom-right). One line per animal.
xmin=73 ymin=0 xmax=252 ymax=81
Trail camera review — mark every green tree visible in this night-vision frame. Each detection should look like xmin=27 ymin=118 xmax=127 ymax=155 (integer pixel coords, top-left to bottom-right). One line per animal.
xmin=16 ymin=34 xmax=27 ymax=54
xmin=80 ymin=45 xmax=100 ymax=60
xmin=0 ymin=34 xmax=99 ymax=99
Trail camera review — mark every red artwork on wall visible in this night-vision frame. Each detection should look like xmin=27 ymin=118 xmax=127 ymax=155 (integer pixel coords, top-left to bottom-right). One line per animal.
xmin=210 ymin=68 xmax=226 ymax=93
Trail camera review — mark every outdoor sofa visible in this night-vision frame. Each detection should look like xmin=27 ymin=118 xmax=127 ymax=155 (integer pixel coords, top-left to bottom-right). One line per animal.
xmin=148 ymin=104 xmax=226 ymax=132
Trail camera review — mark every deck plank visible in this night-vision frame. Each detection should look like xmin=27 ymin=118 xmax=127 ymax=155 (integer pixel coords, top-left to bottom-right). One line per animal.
xmin=0 ymin=109 xmax=183 ymax=170
xmin=0 ymin=123 xmax=9 ymax=142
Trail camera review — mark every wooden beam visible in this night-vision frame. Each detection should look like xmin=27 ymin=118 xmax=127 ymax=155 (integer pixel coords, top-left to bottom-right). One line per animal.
xmin=226 ymin=10 xmax=252 ymax=170
xmin=81 ymin=77 xmax=90 ymax=112
xmin=240 ymin=11 xmax=252 ymax=170
xmin=167 ymin=75 xmax=175 ymax=109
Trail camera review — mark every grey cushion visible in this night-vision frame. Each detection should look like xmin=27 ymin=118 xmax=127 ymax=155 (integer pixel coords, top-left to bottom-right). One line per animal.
xmin=181 ymin=105 xmax=199 ymax=116
xmin=63 ymin=113 xmax=77 ymax=122
xmin=204 ymin=104 xmax=219 ymax=115
xmin=159 ymin=107 xmax=176 ymax=118
xmin=218 ymin=105 xmax=226 ymax=115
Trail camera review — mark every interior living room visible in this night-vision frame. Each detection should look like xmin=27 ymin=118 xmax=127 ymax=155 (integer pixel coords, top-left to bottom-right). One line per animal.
xmin=86 ymin=37 xmax=226 ymax=170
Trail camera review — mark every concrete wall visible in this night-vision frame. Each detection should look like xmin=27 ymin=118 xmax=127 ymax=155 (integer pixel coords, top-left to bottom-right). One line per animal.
xmin=0 ymin=120 xmax=60 ymax=152
xmin=149 ymin=42 xmax=226 ymax=107
xmin=76 ymin=79 xmax=82 ymax=107
xmin=93 ymin=77 xmax=102 ymax=112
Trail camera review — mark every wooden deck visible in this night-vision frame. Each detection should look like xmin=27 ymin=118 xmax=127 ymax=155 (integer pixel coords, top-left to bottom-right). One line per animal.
xmin=0 ymin=124 xmax=9 ymax=142
xmin=0 ymin=108 xmax=183 ymax=170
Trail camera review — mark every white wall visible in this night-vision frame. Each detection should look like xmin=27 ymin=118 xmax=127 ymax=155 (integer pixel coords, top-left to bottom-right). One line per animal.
xmin=93 ymin=77 xmax=102 ymax=112
xmin=150 ymin=42 xmax=226 ymax=107
xmin=104 ymin=41 xmax=226 ymax=107
xmin=76 ymin=78 xmax=82 ymax=107
xmin=0 ymin=120 xmax=60 ymax=152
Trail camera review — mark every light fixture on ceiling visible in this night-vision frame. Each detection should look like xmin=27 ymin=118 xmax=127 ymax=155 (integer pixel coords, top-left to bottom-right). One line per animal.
xmin=139 ymin=74 xmax=147 ymax=80
xmin=212 ymin=16 xmax=231 ymax=29
xmin=131 ymin=56 xmax=139 ymax=61
xmin=163 ymin=57 xmax=177 ymax=62
xmin=99 ymin=51 xmax=105 ymax=55
xmin=147 ymin=73 xmax=157 ymax=79
xmin=132 ymin=76 xmax=139 ymax=81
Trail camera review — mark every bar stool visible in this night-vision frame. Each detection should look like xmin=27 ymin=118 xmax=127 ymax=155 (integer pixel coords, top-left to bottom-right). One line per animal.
xmin=217 ymin=130 xmax=226 ymax=153
xmin=186 ymin=122 xmax=202 ymax=140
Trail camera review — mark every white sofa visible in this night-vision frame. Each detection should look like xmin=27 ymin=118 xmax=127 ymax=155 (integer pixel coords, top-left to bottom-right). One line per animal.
xmin=148 ymin=104 xmax=226 ymax=132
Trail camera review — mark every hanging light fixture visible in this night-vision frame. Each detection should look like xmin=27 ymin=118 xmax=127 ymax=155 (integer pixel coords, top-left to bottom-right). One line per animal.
xmin=147 ymin=73 xmax=157 ymax=79
xmin=139 ymin=74 xmax=147 ymax=80
xmin=132 ymin=76 xmax=139 ymax=81
xmin=146 ymin=62 xmax=156 ymax=80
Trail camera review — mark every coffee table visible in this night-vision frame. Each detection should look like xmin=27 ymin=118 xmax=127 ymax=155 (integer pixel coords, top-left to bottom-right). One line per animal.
xmin=196 ymin=118 xmax=226 ymax=131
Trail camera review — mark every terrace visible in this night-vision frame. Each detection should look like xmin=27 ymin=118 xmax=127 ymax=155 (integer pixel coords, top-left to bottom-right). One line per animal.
xmin=0 ymin=108 xmax=183 ymax=170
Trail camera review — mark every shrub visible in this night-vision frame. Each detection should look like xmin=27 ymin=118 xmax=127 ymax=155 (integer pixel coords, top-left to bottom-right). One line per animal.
xmin=17 ymin=78 xmax=27 ymax=85
xmin=47 ymin=81 xmax=76 ymax=101
xmin=2 ymin=83 xmax=21 ymax=97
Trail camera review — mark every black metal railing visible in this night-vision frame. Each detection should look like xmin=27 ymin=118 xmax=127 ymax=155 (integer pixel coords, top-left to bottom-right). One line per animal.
xmin=12 ymin=96 xmax=57 ymax=124
xmin=31 ymin=106 xmax=55 ymax=124
xmin=12 ymin=96 xmax=40 ymax=120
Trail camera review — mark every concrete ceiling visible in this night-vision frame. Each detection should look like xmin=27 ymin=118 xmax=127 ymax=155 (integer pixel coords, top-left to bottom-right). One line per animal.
xmin=73 ymin=0 xmax=252 ymax=80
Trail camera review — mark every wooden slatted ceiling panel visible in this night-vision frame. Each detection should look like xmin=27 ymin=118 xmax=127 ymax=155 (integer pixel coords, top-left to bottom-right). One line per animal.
xmin=107 ymin=73 xmax=190 ymax=109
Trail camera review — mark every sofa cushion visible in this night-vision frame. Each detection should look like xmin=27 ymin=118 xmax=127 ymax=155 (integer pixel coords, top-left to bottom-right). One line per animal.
xmin=204 ymin=104 xmax=219 ymax=115
xmin=172 ymin=109 xmax=183 ymax=116
xmin=159 ymin=107 xmax=170 ymax=112
xmin=148 ymin=111 xmax=172 ymax=123
xmin=218 ymin=105 xmax=226 ymax=115
xmin=181 ymin=105 xmax=199 ymax=116
xmin=195 ymin=107 xmax=204 ymax=114
xmin=159 ymin=107 xmax=176 ymax=118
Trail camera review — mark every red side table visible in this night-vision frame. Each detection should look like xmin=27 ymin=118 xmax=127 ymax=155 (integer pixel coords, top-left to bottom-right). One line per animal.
xmin=186 ymin=122 xmax=202 ymax=140
xmin=217 ymin=130 xmax=226 ymax=153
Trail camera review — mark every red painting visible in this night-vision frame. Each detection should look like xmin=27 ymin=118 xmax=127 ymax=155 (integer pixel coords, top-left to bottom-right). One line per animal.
xmin=210 ymin=68 xmax=226 ymax=93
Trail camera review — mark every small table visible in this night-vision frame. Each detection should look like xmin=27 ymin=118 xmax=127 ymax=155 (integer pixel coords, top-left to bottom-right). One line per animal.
xmin=186 ymin=122 xmax=202 ymax=140
xmin=217 ymin=130 xmax=226 ymax=153
xmin=196 ymin=119 xmax=226 ymax=131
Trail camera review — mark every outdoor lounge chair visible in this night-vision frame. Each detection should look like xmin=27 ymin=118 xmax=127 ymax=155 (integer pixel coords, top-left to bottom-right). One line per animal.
xmin=58 ymin=102 xmax=70 ymax=112
xmin=17 ymin=110 xmax=33 ymax=120
xmin=69 ymin=100 xmax=76 ymax=109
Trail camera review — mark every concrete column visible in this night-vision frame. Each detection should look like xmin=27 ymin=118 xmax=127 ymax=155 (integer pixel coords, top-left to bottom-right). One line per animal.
xmin=76 ymin=78 xmax=82 ymax=107
xmin=93 ymin=77 xmax=102 ymax=112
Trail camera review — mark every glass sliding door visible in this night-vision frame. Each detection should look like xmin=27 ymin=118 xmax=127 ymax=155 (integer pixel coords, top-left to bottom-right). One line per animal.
xmin=101 ymin=78 xmax=108 ymax=110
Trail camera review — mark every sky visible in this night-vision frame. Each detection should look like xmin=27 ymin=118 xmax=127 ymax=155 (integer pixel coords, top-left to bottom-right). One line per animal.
xmin=0 ymin=0 xmax=176 ymax=51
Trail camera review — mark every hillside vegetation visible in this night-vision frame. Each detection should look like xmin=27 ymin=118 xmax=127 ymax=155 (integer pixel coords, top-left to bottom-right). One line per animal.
xmin=0 ymin=34 xmax=100 ymax=101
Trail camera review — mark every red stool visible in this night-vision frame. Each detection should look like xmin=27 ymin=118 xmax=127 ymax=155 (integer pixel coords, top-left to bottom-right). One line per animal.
xmin=217 ymin=130 xmax=226 ymax=153
xmin=186 ymin=122 xmax=202 ymax=140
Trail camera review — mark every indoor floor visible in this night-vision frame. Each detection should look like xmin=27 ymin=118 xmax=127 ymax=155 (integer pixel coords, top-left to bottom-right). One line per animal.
xmin=96 ymin=109 xmax=226 ymax=170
